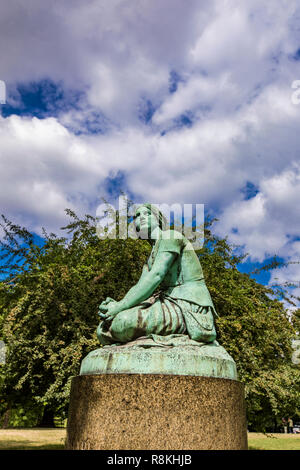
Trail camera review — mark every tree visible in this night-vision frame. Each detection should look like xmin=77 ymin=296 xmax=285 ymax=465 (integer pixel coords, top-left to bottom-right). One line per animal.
xmin=199 ymin=222 xmax=300 ymax=430
xmin=0 ymin=211 xmax=299 ymax=430
xmin=0 ymin=210 xmax=150 ymax=425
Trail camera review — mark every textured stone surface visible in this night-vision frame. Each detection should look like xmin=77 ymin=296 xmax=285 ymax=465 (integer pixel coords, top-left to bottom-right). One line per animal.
xmin=66 ymin=374 xmax=248 ymax=450
xmin=80 ymin=341 xmax=237 ymax=380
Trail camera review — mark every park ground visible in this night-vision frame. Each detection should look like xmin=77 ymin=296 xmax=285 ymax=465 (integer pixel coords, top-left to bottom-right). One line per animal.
xmin=0 ymin=429 xmax=299 ymax=450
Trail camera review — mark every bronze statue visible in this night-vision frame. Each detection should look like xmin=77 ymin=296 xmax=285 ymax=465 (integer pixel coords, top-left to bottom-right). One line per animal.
xmin=97 ymin=204 xmax=217 ymax=346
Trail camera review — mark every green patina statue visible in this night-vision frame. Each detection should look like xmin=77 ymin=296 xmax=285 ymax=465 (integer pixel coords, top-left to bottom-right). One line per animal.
xmin=80 ymin=203 xmax=237 ymax=379
xmin=97 ymin=204 xmax=217 ymax=346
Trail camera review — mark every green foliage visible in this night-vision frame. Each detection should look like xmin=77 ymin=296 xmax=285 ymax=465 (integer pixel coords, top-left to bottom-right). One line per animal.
xmin=0 ymin=405 xmax=43 ymax=428
xmin=199 ymin=221 xmax=300 ymax=430
xmin=0 ymin=211 xmax=299 ymax=430
xmin=0 ymin=211 xmax=150 ymax=424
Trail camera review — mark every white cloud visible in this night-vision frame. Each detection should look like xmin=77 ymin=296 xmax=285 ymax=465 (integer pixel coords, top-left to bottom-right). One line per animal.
xmin=152 ymin=73 xmax=238 ymax=125
xmin=1 ymin=0 xmax=300 ymax=296
xmin=216 ymin=166 xmax=300 ymax=261
xmin=0 ymin=114 xmax=110 ymax=233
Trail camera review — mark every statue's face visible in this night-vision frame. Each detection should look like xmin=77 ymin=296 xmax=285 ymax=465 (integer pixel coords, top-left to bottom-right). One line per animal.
xmin=134 ymin=206 xmax=159 ymax=238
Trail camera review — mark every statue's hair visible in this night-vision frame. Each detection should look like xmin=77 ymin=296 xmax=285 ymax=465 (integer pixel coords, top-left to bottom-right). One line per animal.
xmin=136 ymin=204 xmax=168 ymax=230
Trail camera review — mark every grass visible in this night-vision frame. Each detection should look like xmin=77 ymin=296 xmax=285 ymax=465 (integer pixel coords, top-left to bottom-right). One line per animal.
xmin=0 ymin=428 xmax=66 ymax=450
xmin=248 ymin=432 xmax=300 ymax=451
xmin=0 ymin=429 xmax=299 ymax=450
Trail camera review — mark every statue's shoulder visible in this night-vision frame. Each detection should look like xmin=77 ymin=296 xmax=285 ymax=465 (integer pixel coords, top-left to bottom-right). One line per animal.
xmin=157 ymin=230 xmax=187 ymax=254
xmin=161 ymin=229 xmax=185 ymax=241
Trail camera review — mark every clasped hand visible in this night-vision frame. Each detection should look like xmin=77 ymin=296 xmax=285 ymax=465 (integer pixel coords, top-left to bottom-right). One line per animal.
xmin=98 ymin=297 xmax=122 ymax=322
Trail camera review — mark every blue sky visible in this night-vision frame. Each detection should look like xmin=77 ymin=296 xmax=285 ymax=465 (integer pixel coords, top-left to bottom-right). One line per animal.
xmin=1 ymin=0 xmax=300 ymax=301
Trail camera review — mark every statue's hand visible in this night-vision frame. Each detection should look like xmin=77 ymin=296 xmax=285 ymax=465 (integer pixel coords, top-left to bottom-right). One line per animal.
xmin=98 ymin=302 xmax=122 ymax=322
xmin=98 ymin=297 xmax=116 ymax=313
xmin=99 ymin=297 xmax=116 ymax=308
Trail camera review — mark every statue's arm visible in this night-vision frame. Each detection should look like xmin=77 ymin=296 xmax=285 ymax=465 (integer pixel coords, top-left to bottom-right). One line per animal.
xmin=99 ymin=251 xmax=177 ymax=321
xmin=139 ymin=263 xmax=150 ymax=280
xmin=99 ymin=264 xmax=149 ymax=311
xmin=118 ymin=251 xmax=176 ymax=310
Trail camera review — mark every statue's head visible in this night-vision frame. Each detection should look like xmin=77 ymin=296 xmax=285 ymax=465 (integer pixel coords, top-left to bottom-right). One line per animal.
xmin=134 ymin=204 xmax=167 ymax=238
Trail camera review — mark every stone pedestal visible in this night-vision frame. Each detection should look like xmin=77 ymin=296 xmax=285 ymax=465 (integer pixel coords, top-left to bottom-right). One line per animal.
xmin=66 ymin=374 xmax=248 ymax=450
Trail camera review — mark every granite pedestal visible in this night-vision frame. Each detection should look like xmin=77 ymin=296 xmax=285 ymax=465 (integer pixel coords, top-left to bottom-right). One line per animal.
xmin=66 ymin=373 xmax=247 ymax=450
xmin=66 ymin=340 xmax=248 ymax=450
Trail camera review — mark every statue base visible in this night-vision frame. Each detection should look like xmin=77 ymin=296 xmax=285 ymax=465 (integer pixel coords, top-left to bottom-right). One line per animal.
xmin=66 ymin=338 xmax=247 ymax=449
xmin=65 ymin=373 xmax=248 ymax=450
xmin=79 ymin=336 xmax=238 ymax=380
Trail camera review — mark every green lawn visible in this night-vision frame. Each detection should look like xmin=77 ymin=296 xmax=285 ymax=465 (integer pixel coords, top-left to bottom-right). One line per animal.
xmin=0 ymin=429 xmax=299 ymax=450
xmin=248 ymin=432 xmax=300 ymax=450
xmin=0 ymin=428 xmax=66 ymax=450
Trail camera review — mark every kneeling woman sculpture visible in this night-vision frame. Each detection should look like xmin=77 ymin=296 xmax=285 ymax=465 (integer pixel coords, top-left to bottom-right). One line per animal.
xmin=97 ymin=204 xmax=217 ymax=346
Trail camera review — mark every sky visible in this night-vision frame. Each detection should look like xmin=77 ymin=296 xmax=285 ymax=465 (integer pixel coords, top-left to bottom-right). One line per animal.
xmin=1 ymin=0 xmax=300 ymax=302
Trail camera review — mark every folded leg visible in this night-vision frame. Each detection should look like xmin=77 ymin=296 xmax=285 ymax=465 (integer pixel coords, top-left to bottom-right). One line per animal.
xmin=97 ymin=295 xmax=186 ymax=345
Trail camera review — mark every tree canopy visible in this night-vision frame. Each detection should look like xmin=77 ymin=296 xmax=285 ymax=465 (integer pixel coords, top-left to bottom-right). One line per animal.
xmin=0 ymin=209 xmax=299 ymax=430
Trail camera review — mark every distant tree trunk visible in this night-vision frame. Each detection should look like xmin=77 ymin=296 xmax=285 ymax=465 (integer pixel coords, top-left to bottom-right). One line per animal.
xmin=1 ymin=408 xmax=11 ymax=428
xmin=37 ymin=407 xmax=55 ymax=427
